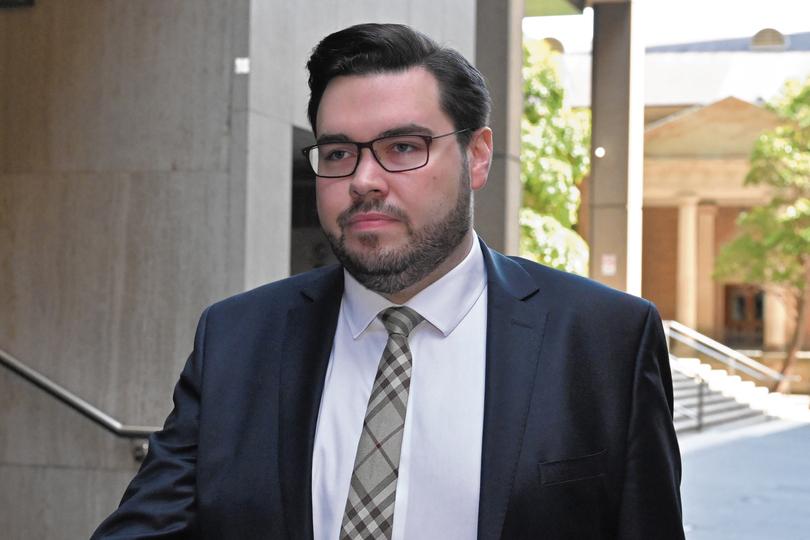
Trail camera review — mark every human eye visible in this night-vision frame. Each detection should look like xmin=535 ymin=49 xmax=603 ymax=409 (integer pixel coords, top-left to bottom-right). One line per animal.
xmin=382 ymin=136 xmax=427 ymax=155
xmin=391 ymin=141 xmax=418 ymax=153
xmin=317 ymin=142 xmax=354 ymax=161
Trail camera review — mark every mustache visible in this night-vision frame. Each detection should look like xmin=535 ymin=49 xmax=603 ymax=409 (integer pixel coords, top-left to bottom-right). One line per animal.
xmin=336 ymin=199 xmax=410 ymax=229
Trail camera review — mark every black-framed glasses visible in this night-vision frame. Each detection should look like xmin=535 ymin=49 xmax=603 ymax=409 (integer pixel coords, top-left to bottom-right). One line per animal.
xmin=301 ymin=128 xmax=470 ymax=178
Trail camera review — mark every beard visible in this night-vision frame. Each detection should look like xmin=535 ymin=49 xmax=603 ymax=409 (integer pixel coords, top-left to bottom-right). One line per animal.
xmin=323 ymin=168 xmax=472 ymax=295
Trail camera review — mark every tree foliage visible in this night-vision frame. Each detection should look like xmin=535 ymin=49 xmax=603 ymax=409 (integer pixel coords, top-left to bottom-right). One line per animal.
xmin=715 ymin=75 xmax=810 ymax=391
xmin=520 ymin=41 xmax=590 ymax=275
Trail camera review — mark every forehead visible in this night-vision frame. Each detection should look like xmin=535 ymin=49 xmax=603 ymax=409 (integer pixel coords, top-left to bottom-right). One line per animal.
xmin=315 ymin=67 xmax=452 ymax=138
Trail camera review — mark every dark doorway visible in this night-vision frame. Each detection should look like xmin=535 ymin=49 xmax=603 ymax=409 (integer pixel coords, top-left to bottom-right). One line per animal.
xmin=290 ymin=126 xmax=338 ymax=275
xmin=723 ymin=284 xmax=764 ymax=348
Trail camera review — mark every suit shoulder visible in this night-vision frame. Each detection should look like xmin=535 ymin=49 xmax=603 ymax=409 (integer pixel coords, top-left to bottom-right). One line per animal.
xmin=509 ymin=256 xmax=654 ymax=316
xmin=205 ymin=264 xmax=342 ymax=320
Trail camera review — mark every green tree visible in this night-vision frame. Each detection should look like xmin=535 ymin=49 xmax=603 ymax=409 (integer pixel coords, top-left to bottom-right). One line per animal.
xmin=715 ymin=75 xmax=810 ymax=392
xmin=520 ymin=40 xmax=590 ymax=275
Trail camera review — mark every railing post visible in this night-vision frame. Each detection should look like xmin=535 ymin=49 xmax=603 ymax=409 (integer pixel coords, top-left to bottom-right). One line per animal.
xmin=697 ymin=380 xmax=705 ymax=432
xmin=132 ymin=439 xmax=150 ymax=462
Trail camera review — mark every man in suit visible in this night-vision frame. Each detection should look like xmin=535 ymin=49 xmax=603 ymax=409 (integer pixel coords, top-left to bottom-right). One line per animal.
xmin=93 ymin=23 xmax=684 ymax=539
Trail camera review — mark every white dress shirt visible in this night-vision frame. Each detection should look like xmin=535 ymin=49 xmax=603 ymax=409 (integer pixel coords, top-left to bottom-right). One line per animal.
xmin=312 ymin=236 xmax=488 ymax=540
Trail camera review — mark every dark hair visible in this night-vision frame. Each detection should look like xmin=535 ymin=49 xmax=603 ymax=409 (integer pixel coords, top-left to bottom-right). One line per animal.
xmin=306 ymin=23 xmax=491 ymax=146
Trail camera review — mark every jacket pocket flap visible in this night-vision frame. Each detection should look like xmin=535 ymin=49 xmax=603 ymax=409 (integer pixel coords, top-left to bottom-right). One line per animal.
xmin=539 ymin=448 xmax=606 ymax=486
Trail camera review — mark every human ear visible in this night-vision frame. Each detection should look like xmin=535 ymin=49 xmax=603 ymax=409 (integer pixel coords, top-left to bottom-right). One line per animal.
xmin=467 ymin=127 xmax=493 ymax=191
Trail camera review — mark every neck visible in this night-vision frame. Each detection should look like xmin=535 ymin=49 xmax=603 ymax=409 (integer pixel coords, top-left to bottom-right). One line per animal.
xmin=382 ymin=231 xmax=475 ymax=305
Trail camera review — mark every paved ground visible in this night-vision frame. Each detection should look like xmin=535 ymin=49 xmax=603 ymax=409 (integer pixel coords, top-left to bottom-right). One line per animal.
xmin=679 ymin=420 xmax=810 ymax=540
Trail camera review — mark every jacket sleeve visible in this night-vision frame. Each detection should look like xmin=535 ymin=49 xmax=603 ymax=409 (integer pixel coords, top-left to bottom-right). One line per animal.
xmin=617 ymin=303 xmax=686 ymax=539
xmin=90 ymin=308 xmax=209 ymax=539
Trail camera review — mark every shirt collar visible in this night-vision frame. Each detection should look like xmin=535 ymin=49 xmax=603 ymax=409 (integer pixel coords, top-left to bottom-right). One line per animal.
xmin=342 ymin=234 xmax=488 ymax=339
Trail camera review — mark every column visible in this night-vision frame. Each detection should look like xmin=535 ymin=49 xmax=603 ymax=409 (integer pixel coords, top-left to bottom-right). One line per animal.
xmin=764 ymin=289 xmax=788 ymax=349
xmin=677 ymin=197 xmax=699 ymax=328
xmin=474 ymin=0 xmax=524 ymax=254
xmin=588 ymin=0 xmax=645 ymax=294
xmin=696 ymin=202 xmax=717 ymax=335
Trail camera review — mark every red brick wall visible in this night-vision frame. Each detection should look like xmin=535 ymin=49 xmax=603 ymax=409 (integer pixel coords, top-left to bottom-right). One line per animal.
xmin=642 ymin=207 xmax=678 ymax=320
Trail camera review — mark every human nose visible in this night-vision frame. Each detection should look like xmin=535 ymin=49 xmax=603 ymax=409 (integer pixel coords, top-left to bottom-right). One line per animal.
xmin=349 ymin=147 xmax=389 ymax=199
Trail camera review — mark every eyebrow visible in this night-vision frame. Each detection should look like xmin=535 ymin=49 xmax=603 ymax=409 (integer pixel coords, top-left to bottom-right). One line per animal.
xmin=379 ymin=124 xmax=433 ymax=138
xmin=316 ymin=123 xmax=434 ymax=145
xmin=315 ymin=133 xmax=351 ymax=145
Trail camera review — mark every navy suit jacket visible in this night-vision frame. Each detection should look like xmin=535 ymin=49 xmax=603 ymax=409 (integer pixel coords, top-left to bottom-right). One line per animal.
xmin=93 ymin=241 xmax=684 ymax=539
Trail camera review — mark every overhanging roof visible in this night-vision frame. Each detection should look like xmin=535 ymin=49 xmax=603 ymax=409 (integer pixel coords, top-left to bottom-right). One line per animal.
xmin=559 ymin=49 xmax=810 ymax=107
xmin=645 ymin=97 xmax=782 ymax=158
xmin=524 ymin=0 xmax=584 ymax=17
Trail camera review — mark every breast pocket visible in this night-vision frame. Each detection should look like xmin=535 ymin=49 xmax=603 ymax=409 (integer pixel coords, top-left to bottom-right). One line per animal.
xmin=539 ymin=448 xmax=606 ymax=486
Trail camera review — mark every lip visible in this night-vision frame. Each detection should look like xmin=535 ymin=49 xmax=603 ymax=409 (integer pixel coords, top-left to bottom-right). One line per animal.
xmin=346 ymin=212 xmax=400 ymax=231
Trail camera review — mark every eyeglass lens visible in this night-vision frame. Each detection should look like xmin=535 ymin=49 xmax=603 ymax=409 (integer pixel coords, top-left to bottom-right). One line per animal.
xmin=308 ymin=135 xmax=430 ymax=177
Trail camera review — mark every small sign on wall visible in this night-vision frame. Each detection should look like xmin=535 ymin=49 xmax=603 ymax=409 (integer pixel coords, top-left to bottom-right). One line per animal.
xmin=601 ymin=254 xmax=618 ymax=277
xmin=0 ymin=0 xmax=34 ymax=7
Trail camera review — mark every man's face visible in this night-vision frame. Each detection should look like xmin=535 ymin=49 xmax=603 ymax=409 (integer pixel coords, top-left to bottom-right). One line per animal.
xmin=314 ymin=67 xmax=486 ymax=296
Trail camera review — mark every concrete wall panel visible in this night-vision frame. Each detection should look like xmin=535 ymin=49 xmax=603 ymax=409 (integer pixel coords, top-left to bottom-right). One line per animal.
xmin=249 ymin=0 xmax=295 ymax=123
xmin=0 ymin=464 xmax=136 ymax=540
xmin=244 ymin=112 xmax=293 ymax=288
xmin=1 ymin=0 xmax=235 ymax=174
xmin=1 ymin=171 xmax=234 ymax=422
xmin=409 ymin=0 xmax=476 ymax=59
xmin=0 ymin=168 xmax=238 ymax=537
xmin=1 ymin=1 xmax=246 ymax=535
xmin=0 ymin=367 xmax=139 ymax=471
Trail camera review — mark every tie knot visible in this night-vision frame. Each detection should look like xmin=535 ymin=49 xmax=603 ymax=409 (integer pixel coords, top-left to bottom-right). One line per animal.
xmin=379 ymin=306 xmax=423 ymax=337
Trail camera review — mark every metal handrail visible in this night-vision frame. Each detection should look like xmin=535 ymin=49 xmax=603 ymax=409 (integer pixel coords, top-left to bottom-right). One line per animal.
xmin=664 ymin=320 xmax=792 ymax=384
xmin=671 ymin=358 xmax=707 ymax=432
xmin=673 ymin=402 xmax=698 ymax=421
xmin=0 ymin=347 xmax=160 ymax=438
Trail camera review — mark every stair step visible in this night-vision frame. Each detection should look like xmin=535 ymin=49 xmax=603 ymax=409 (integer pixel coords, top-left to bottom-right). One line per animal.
xmin=674 ymin=407 xmax=768 ymax=433
xmin=675 ymin=410 xmax=771 ymax=433
xmin=669 ymin=344 xmax=797 ymax=433
xmin=673 ymin=379 xmax=700 ymax=390
xmin=674 ymin=386 xmax=730 ymax=400
xmin=703 ymin=400 xmax=752 ymax=415
xmin=677 ymin=393 xmax=739 ymax=408
xmin=674 ymin=400 xmax=751 ymax=422
xmin=672 ymin=372 xmax=694 ymax=383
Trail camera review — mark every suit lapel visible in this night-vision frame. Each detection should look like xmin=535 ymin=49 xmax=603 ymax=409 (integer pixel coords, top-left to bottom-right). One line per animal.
xmin=274 ymin=245 xmax=545 ymax=540
xmin=278 ymin=267 xmax=343 ymax=540
xmin=477 ymin=243 xmax=547 ymax=540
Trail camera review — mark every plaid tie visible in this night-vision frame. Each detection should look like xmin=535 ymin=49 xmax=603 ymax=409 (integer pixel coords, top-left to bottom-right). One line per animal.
xmin=340 ymin=306 xmax=424 ymax=540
